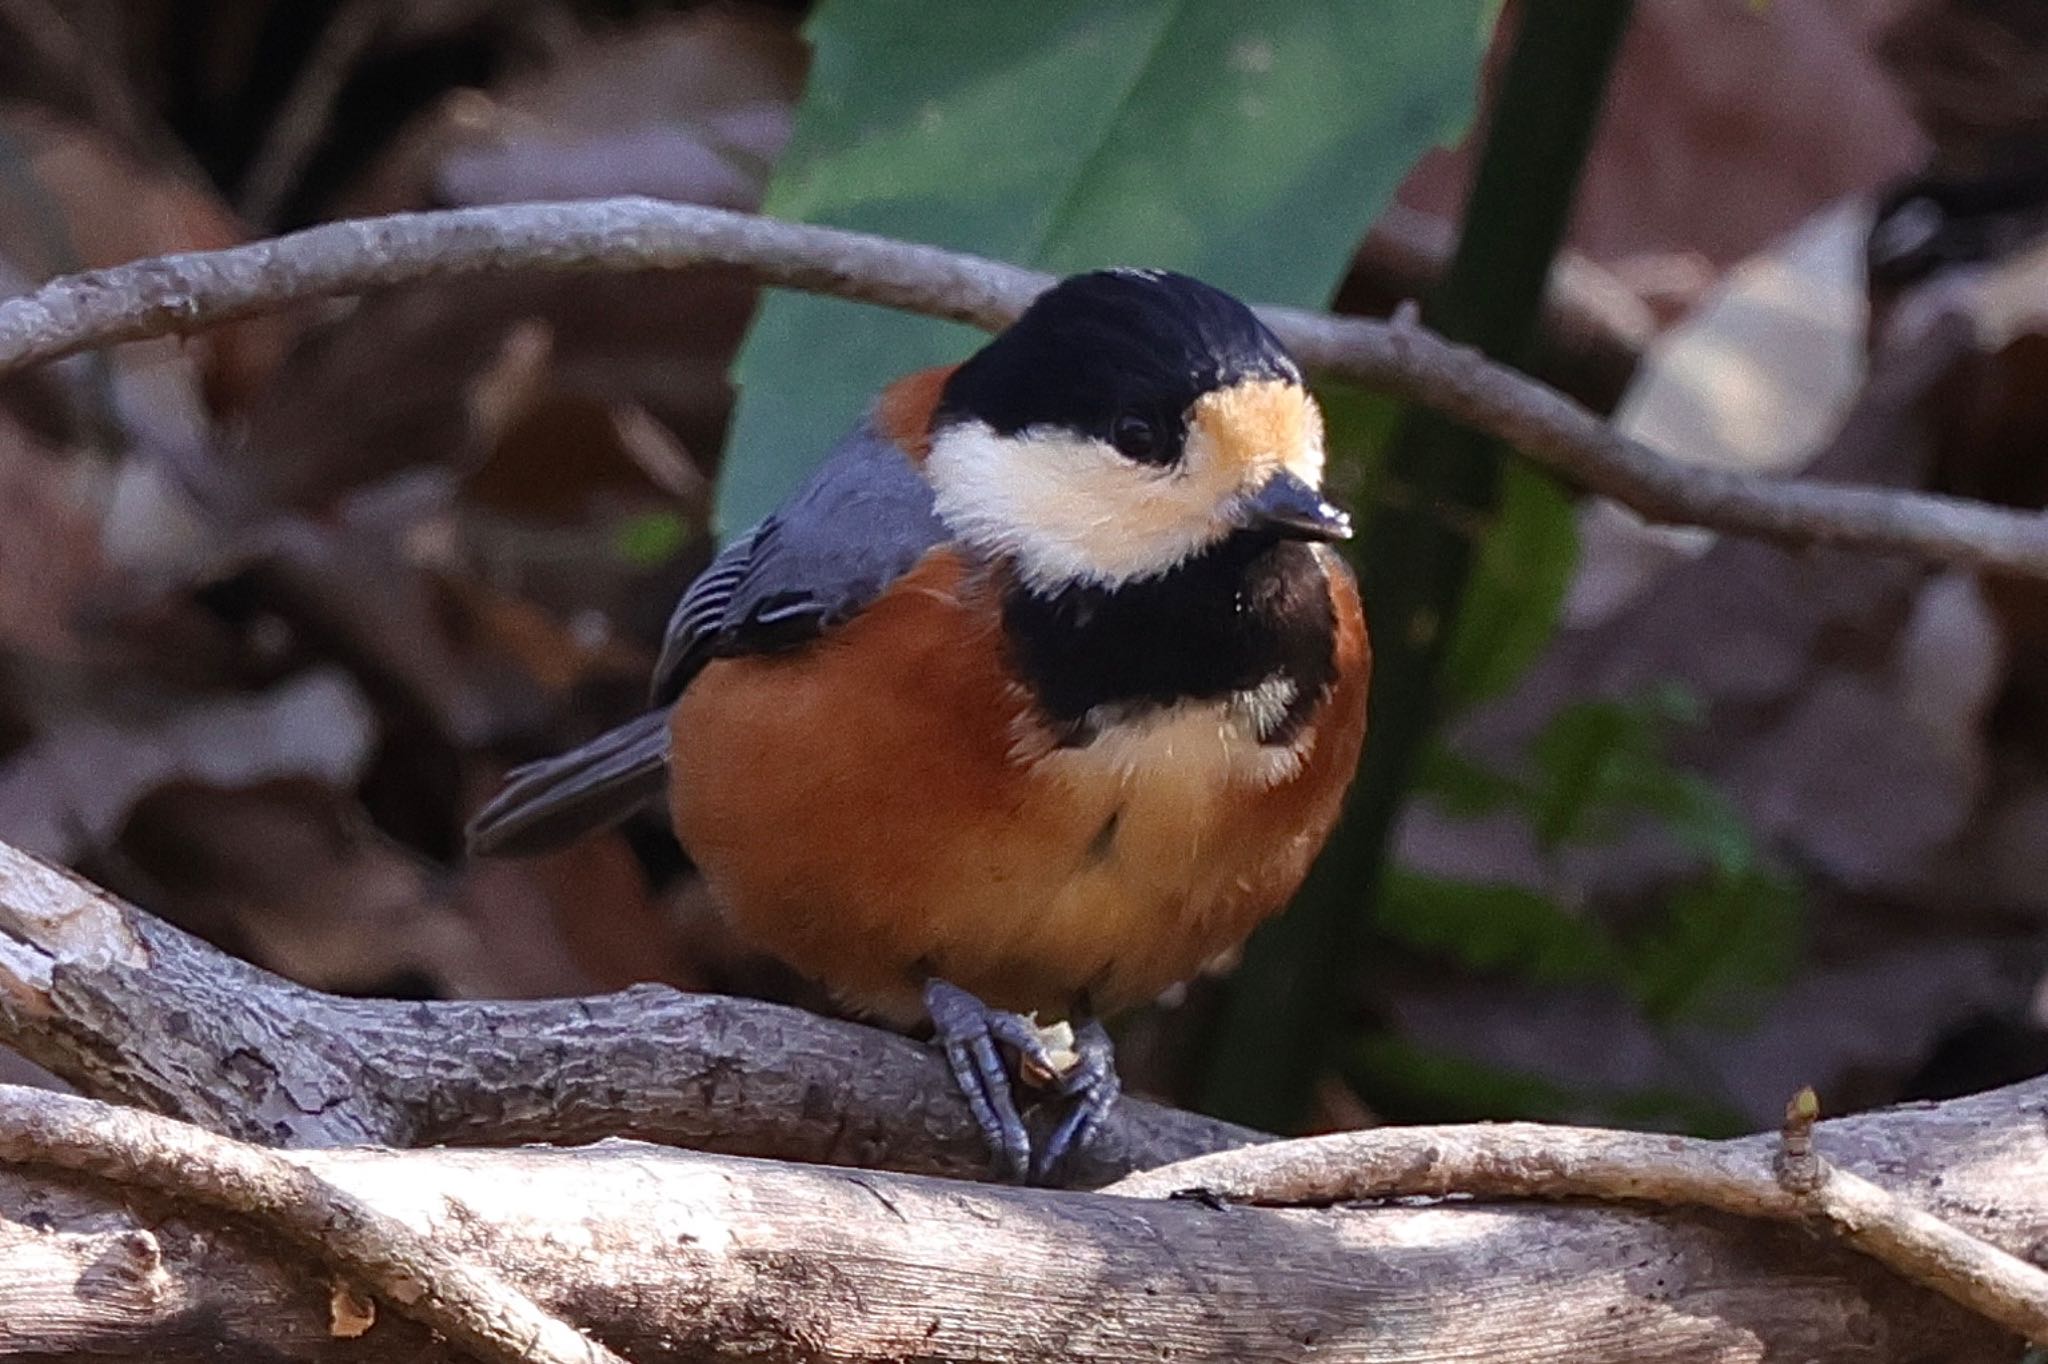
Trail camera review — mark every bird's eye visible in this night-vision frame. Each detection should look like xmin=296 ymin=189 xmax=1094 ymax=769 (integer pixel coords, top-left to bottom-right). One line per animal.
xmin=1111 ymin=413 xmax=1160 ymax=461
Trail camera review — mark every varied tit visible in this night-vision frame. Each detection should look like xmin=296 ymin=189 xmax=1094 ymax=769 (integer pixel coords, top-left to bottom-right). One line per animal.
xmin=468 ymin=268 xmax=1370 ymax=1180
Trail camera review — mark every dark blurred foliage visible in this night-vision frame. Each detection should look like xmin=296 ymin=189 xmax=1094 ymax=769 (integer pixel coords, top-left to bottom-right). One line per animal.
xmin=0 ymin=0 xmax=2044 ymax=1137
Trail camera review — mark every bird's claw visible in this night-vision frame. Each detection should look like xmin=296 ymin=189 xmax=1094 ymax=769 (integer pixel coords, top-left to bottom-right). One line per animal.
xmin=1035 ymin=1018 xmax=1120 ymax=1182
xmin=923 ymin=980 xmax=1121 ymax=1183
xmin=924 ymin=979 xmax=1046 ymax=1181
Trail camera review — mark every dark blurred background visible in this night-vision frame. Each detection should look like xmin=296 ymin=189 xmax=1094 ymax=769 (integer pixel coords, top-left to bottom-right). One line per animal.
xmin=0 ymin=0 xmax=2043 ymax=1140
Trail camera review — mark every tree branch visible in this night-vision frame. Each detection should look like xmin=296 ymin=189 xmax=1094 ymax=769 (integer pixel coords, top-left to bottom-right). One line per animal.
xmin=1107 ymin=1103 xmax=2048 ymax=1345
xmin=0 ymin=198 xmax=2041 ymax=577
xmin=2 ymin=841 xmax=2047 ymax=1359
xmin=0 ymin=1084 xmax=627 ymax=1364
xmin=0 ymin=840 xmax=1254 ymax=1183
xmin=0 ymin=1082 xmax=2041 ymax=1363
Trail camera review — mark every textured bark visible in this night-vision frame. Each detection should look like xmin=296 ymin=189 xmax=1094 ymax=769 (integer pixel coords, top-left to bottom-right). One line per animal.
xmin=0 ymin=845 xmax=1254 ymax=1183
xmin=0 ymin=1080 xmax=2041 ymax=1364
xmin=0 ymin=1088 xmax=625 ymax=1364
xmin=0 ymin=844 xmax=2044 ymax=1361
xmin=1110 ymin=1115 xmax=2048 ymax=1342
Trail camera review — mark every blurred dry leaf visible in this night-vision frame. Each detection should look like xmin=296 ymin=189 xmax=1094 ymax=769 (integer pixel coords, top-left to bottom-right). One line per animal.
xmin=1567 ymin=198 xmax=1877 ymax=627
xmin=343 ymin=8 xmax=802 ymax=215
xmin=244 ymin=526 xmax=548 ymax=748
xmin=202 ymin=13 xmax=797 ymax=701
xmin=433 ymin=571 xmax=644 ymax=700
xmin=105 ymin=774 xmax=660 ymax=1003
xmin=1614 ymin=201 xmax=1876 ymax=478
xmin=380 ymin=0 xmax=531 ymax=47
xmin=0 ymin=103 xmax=292 ymax=424
xmin=1868 ymin=182 xmax=2048 ymax=770
xmin=1399 ymin=0 xmax=1925 ymax=274
xmin=0 ymin=409 xmax=103 ymax=661
xmin=219 ymin=7 xmax=800 ymax=523
xmin=105 ymin=778 xmax=466 ymax=994
xmin=0 ymin=103 xmax=236 ymax=273
xmin=1395 ymin=176 xmax=2031 ymax=1121
xmin=0 ymin=668 xmax=376 ymax=862
xmin=1882 ymin=0 xmax=2048 ymax=166
xmin=1385 ymin=931 xmax=2030 ymax=1128
xmin=456 ymin=829 xmax=673 ymax=995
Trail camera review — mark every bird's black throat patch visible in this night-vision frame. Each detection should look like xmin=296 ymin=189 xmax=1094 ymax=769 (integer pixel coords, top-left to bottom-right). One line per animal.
xmin=1002 ymin=532 xmax=1338 ymax=747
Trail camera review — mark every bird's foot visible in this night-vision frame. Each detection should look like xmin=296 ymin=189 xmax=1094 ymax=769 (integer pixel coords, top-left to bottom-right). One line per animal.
xmin=924 ymin=978 xmax=1056 ymax=1180
xmin=1034 ymin=1017 xmax=1120 ymax=1183
xmin=922 ymin=979 xmax=1121 ymax=1183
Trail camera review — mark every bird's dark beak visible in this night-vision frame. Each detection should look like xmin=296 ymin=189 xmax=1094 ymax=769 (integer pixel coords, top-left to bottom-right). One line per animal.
xmin=1237 ymin=472 xmax=1352 ymax=542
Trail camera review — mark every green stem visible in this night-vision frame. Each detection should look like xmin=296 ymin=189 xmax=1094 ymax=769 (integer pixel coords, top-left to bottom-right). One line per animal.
xmin=1198 ymin=0 xmax=1635 ymax=1129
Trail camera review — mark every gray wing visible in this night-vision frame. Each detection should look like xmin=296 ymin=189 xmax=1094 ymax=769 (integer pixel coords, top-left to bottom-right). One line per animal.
xmin=650 ymin=419 xmax=951 ymax=704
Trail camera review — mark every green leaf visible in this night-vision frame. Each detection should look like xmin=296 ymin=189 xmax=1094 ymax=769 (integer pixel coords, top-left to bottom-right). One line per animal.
xmin=1412 ymin=741 xmax=1531 ymax=819
xmin=1346 ymin=1033 xmax=1750 ymax=1134
xmin=1377 ymin=871 xmax=1621 ymax=986
xmin=1524 ymin=688 xmax=1706 ymax=850
xmin=1624 ymin=868 xmax=1803 ymax=1027
xmin=1348 ymin=1032 xmax=1585 ymax=1123
xmin=1320 ymin=378 xmax=1578 ymax=717
xmin=1314 ymin=380 xmax=1403 ymax=513
xmin=611 ymin=510 xmax=693 ymax=568
xmin=716 ymin=0 xmax=1491 ymax=532
xmin=1439 ymin=461 xmax=1579 ymax=710
xmin=1527 ymin=698 xmax=1649 ymax=848
xmin=1631 ymin=771 xmax=1757 ymax=878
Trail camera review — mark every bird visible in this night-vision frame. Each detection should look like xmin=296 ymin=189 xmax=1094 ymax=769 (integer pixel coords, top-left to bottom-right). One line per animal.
xmin=467 ymin=267 xmax=1371 ymax=1180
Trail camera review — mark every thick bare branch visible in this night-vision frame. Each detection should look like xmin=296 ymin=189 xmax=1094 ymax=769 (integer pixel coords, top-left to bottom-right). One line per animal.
xmin=1 ymin=844 xmax=2046 ymax=1359
xmin=0 ymin=1085 xmax=626 ymax=1364
xmin=1108 ymin=1118 xmax=2048 ymax=1345
xmin=0 ymin=1082 xmax=2041 ymax=1364
xmin=0 ymin=198 xmax=2043 ymax=577
xmin=0 ymin=839 xmax=1254 ymax=1182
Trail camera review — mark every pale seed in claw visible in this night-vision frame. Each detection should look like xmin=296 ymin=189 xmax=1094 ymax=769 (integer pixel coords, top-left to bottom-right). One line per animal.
xmin=1019 ymin=1018 xmax=1079 ymax=1087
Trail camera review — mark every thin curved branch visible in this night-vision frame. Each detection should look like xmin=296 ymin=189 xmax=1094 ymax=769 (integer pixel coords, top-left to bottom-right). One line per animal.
xmin=1107 ymin=1113 xmax=2048 ymax=1346
xmin=0 ymin=1083 xmax=627 ymax=1364
xmin=0 ymin=198 xmax=2042 ymax=577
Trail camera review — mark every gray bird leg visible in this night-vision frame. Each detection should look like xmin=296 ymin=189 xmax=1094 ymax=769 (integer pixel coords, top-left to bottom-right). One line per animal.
xmin=923 ymin=980 xmax=1123 ymax=1183
xmin=1034 ymin=1016 xmax=1120 ymax=1182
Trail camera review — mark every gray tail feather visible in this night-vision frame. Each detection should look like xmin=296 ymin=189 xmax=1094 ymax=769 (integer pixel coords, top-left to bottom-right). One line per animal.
xmin=466 ymin=710 xmax=669 ymax=858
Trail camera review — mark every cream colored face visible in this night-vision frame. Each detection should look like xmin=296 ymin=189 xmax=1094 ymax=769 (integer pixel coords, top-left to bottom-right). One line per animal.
xmin=923 ymin=378 xmax=1327 ymax=593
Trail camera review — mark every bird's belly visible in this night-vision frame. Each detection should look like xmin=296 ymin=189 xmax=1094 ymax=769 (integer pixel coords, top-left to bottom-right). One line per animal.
xmin=665 ymin=550 xmax=1352 ymax=1026
xmin=681 ymin=716 xmax=1292 ymax=1024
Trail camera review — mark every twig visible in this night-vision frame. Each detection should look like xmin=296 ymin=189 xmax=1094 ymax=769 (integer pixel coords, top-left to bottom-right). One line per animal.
xmin=0 ymin=198 xmax=2041 ymax=577
xmin=236 ymin=0 xmax=394 ymax=227
xmin=1106 ymin=1101 xmax=2048 ymax=1346
xmin=0 ymin=1084 xmax=628 ymax=1364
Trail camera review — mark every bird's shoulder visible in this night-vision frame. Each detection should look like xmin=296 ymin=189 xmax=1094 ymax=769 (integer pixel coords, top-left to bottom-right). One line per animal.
xmin=650 ymin=413 xmax=956 ymax=705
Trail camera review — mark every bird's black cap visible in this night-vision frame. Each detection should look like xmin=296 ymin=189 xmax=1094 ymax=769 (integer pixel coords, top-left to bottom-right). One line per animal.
xmin=938 ymin=269 xmax=1301 ymax=463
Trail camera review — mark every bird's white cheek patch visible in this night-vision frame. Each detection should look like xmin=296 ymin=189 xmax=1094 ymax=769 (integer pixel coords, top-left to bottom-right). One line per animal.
xmin=925 ymin=378 xmax=1330 ymax=593
xmin=925 ymin=421 xmax=1229 ymax=592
